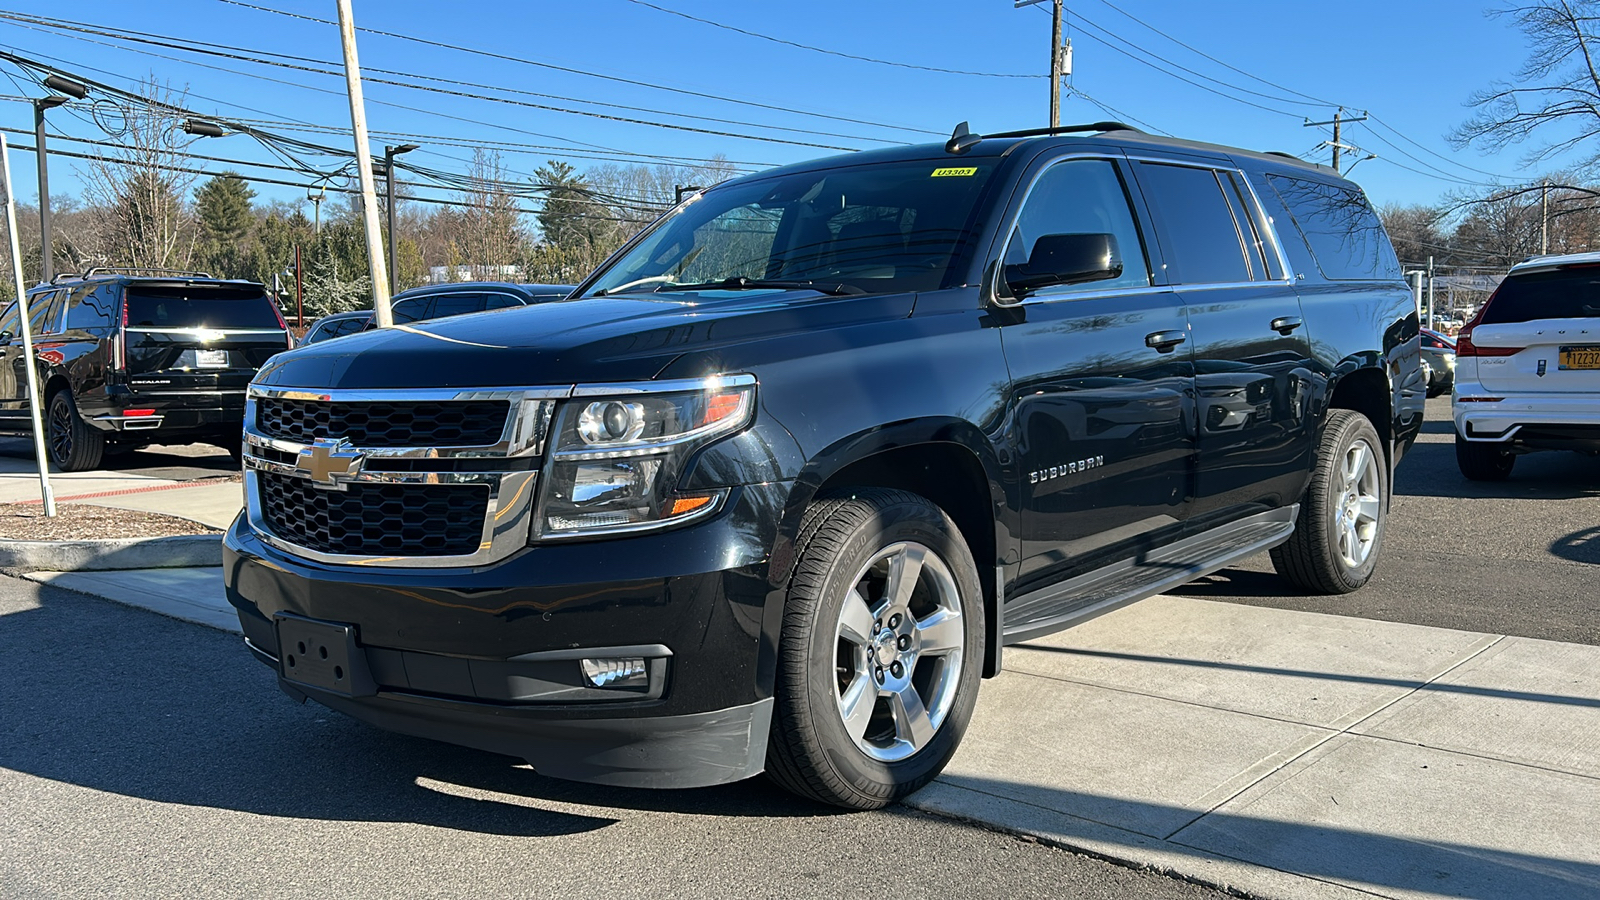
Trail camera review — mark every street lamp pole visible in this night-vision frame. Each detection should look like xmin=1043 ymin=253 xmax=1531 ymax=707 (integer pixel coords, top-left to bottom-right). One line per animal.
xmin=31 ymin=75 xmax=87 ymax=284
xmin=383 ymin=143 xmax=418 ymax=293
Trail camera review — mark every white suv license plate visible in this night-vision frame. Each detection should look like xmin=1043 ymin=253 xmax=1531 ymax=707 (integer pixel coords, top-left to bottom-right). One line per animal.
xmin=1558 ymin=345 xmax=1600 ymax=371
xmin=195 ymin=349 xmax=229 ymax=368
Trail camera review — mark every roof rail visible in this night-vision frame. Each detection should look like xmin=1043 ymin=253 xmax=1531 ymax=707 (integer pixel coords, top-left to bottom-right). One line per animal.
xmin=945 ymin=120 xmax=1142 ymax=154
xmin=79 ymin=266 xmax=214 ymax=279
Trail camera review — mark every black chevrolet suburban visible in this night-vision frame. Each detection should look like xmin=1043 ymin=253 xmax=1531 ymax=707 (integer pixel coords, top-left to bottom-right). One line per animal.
xmin=11 ymin=269 xmax=292 ymax=469
xmin=225 ymin=124 xmax=1422 ymax=809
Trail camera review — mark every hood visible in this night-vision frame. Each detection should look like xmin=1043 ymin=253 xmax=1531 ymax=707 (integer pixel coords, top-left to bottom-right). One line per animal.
xmin=254 ymin=290 xmax=916 ymax=390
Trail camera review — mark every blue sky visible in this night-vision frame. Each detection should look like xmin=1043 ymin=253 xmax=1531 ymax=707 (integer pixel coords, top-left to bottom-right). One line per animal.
xmin=0 ymin=0 xmax=1561 ymax=217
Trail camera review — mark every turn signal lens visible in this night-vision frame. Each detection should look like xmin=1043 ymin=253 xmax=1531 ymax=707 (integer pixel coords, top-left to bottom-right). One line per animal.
xmin=669 ymin=493 xmax=717 ymax=516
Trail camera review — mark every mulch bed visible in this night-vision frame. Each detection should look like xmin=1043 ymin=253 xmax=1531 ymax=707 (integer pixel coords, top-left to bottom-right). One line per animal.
xmin=0 ymin=502 xmax=221 ymax=541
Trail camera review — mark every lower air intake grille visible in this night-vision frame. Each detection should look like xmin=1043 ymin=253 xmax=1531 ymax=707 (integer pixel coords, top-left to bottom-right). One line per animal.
xmin=259 ymin=472 xmax=488 ymax=557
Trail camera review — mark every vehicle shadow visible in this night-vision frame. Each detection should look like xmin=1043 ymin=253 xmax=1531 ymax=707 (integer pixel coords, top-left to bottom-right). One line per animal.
xmin=0 ymin=582 xmax=842 ymax=835
xmin=0 ymin=436 xmax=236 ymax=480
xmin=1394 ymin=438 xmax=1600 ymax=501
xmin=1552 ymin=525 xmax=1600 ymax=567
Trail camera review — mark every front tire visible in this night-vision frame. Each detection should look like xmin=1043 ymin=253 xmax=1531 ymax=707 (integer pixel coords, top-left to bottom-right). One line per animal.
xmin=1456 ymin=437 xmax=1515 ymax=481
xmin=46 ymin=390 xmax=104 ymax=472
xmin=1271 ymin=409 xmax=1387 ymax=594
xmin=765 ymin=488 xmax=984 ymax=810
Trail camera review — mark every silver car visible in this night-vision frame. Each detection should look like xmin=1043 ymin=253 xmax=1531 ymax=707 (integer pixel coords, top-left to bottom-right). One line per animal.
xmin=1421 ymin=329 xmax=1455 ymax=398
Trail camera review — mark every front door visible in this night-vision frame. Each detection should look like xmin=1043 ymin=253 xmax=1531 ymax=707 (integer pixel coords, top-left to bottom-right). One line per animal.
xmin=997 ymin=156 xmax=1197 ymax=594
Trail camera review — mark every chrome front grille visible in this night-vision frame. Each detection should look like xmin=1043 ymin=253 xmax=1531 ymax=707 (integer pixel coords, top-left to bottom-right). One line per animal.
xmin=242 ymin=385 xmax=569 ymax=567
xmin=256 ymin=397 xmax=511 ymax=448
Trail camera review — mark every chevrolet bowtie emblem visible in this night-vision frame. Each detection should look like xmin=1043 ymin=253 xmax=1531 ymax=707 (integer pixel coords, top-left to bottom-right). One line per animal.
xmin=296 ymin=437 xmax=364 ymax=489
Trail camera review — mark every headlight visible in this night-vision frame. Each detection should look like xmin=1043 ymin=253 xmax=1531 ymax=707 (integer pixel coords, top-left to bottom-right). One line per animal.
xmin=533 ymin=375 xmax=756 ymax=539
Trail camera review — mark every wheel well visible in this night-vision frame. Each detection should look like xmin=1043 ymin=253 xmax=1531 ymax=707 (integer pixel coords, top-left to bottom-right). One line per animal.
xmin=815 ymin=442 xmax=1000 ymax=676
xmin=42 ymin=375 xmax=69 ymax=406
xmin=1327 ymin=368 xmax=1391 ymax=452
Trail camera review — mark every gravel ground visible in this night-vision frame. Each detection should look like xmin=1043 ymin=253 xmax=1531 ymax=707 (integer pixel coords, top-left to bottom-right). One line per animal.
xmin=0 ymin=502 xmax=222 ymax=540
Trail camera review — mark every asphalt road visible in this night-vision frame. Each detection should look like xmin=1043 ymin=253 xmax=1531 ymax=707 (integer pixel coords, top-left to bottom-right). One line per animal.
xmin=0 ymin=576 xmax=1225 ymax=899
xmin=1176 ymin=396 xmax=1600 ymax=645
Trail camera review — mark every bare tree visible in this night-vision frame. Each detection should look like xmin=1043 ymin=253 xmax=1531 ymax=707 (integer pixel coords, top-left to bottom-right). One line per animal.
xmin=458 ymin=149 xmax=524 ymax=280
xmin=1453 ymin=1 xmax=1600 ymax=174
xmin=80 ymin=76 xmax=200 ymax=270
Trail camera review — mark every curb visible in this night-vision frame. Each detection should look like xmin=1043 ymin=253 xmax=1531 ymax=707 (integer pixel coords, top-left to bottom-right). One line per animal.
xmin=0 ymin=533 xmax=222 ymax=571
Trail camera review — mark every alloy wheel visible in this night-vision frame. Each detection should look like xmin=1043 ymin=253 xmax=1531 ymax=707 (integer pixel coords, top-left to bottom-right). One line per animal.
xmin=1333 ymin=438 xmax=1382 ymax=568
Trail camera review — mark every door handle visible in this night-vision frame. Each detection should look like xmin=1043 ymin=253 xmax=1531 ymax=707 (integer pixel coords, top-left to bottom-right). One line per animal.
xmin=1270 ymin=316 xmax=1304 ymax=335
xmin=1145 ymin=330 xmax=1187 ymax=352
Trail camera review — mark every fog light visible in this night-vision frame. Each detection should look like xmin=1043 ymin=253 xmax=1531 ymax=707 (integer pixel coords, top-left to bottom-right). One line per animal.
xmin=580 ymin=657 xmax=647 ymax=689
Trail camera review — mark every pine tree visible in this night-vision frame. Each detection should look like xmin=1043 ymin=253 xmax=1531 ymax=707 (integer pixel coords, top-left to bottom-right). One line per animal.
xmin=194 ymin=172 xmax=256 ymax=279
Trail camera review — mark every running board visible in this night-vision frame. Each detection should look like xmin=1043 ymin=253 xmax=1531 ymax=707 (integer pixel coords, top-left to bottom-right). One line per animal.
xmin=1002 ymin=506 xmax=1297 ymax=645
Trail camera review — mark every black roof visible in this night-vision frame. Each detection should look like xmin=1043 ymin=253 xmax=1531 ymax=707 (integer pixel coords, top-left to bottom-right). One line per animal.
xmin=393 ymin=281 xmax=575 ymax=302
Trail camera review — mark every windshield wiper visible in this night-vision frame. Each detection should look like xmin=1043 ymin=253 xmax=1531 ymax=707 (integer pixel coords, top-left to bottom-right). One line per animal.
xmin=654 ymin=276 xmax=864 ymax=296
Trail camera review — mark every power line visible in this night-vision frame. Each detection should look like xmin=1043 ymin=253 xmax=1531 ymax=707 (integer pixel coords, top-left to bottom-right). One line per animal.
xmin=618 ymin=0 xmax=1040 ymax=79
xmin=0 ymin=12 xmax=882 ymax=152
xmin=214 ymin=0 xmax=942 ymax=137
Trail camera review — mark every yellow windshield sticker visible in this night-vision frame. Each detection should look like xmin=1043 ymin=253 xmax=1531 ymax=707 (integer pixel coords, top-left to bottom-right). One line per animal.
xmin=931 ymin=167 xmax=978 ymax=177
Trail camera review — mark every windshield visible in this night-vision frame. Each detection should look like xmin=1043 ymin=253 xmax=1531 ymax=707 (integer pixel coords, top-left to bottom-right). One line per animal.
xmin=583 ymin=160 xmax=999 ymax=298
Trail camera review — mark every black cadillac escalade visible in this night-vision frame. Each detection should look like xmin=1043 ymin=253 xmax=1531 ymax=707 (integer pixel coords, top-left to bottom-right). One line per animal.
xmin=225 ymin=123 xmax=1423 ymax=810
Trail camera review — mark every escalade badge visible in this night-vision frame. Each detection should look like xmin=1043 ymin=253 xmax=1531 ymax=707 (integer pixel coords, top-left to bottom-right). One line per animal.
xmin=296 ymin=437 xmax=365 ymax=490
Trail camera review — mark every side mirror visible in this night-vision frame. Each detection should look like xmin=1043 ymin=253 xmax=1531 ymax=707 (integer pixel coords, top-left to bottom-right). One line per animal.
xmin=0 ymin=331 xmax=13 ymax=345
xmin=1005 ymin=233 xmax=1123 ymax=296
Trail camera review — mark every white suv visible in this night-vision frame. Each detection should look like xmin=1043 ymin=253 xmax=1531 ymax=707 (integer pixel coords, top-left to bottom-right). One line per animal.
xmin=1454 ymin=251 xmax=1600 ymax=480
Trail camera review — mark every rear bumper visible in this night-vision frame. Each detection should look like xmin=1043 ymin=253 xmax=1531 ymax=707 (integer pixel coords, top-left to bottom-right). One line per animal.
xmin=1453 ymin=390 xmax=1600 ymax=445
xmin=85 ymin=390 xmax=246 ymax=436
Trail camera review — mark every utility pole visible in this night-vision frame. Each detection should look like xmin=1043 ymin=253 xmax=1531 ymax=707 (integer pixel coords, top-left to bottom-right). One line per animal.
xmin=335 ymin=0 xmax=393 ymax=328
xmin=1015 ymin=0 xmax=1067 ymax=128
xmin=1304 ymin=108 xmax=1368 ymax=174
xmin=382 ymin=144 xmax=418 ymax=295
xmin=1049 ymin=0 xmax=1063 ymax=128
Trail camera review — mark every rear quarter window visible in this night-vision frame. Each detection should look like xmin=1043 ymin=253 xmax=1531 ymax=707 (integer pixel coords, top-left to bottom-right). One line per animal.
xmin=124 ymin=285 xmax=282 ymax=329
xmin=1266 ymin=175 xmax=1401 ymax=281
xmin=1482 ymin=268 xmax=1600 ymax=324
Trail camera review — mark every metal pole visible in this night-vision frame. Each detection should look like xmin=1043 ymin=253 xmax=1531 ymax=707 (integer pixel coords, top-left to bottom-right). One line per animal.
xmin=1049 ymin=0 xmax=1063 ymax=128
xmin=384 ymin=149 xmax=397 ymax=294
xmin=1426 ymin=256 xmax=1435 ymax=330
xmin=294 ymin=243 xmax=303 ymax=328
xmin=1541 ymin=180 xmax=1549 ymax=255
xmin=33 ymin=103 xmax=51 ymax=283
xmin=2 ymin=135 xmax=55 ymax=516
xmin=335 ymin=0 xmax=393 ymax=328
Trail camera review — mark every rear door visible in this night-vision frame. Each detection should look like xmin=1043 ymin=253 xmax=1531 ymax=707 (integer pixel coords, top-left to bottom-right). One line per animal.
xmin=1131 ymin=160 xmax=1320 ymax=525
xmin=121 ymin=282 xmax=289 ymax=397
xmin=0 ymin=289 xmax=65 ymax=423
xmin=1466 ymin=266 xmax=1600 ymax=393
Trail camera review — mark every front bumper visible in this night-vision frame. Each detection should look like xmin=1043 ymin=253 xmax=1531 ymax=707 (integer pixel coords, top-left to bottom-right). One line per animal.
xmin=1453 ymin=390 xmax=1600 ymax=446
xmin=223 ymin=480 xmax=793 ymax=788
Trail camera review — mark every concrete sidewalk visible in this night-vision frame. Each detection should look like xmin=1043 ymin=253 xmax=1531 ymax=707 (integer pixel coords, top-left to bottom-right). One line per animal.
xmin=0 ymin=453 xmax=243 ymax=530
xmin=30 ymin=570 xmax=1600 ymax=900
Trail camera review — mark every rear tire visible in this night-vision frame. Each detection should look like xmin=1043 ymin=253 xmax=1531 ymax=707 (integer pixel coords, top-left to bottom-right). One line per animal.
xmin=1271 ymin=409 xmax=1387 ymax=594
xmin=46 ymin=390 xmax=104 ymax=472
xmin=765 ymin=488 xmax=984 ymax=810
xmin=1456 ymin=437 xmax=1515 ymax=481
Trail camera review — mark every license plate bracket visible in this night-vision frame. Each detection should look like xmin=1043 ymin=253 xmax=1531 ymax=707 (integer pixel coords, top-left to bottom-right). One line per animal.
xmin=1559 ymin=345 xmax=1600 ymax=370
xmin=196 ymin=349 xmax=228 ymax=368
xmin=275 ymin=613 xmax=377 ymax=697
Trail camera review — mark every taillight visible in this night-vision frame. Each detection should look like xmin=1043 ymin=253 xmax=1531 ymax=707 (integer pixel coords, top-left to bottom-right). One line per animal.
xmin=267 ymin=297 xmax=293 ymax=348
xmin=114 ymin=290 xmax=127 ymax=372
xmin=1455 ymin=329 xmax=1520 ymax=358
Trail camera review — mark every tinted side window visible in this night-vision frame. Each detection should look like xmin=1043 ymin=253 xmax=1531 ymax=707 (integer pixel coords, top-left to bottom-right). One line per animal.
xmin=427 ymin=295 xmax=488 ymax=319
xmin=28 ymin=290 xmax=63 ymax=336
xmin=1265 ymin=174 xmax=1401 ymax=281
xmin=391 ymin=297 xmax=432 ymax=324
xmin=1135 ymin=163 xmax=1252 ymax=285
xmin=1004 ymin=158 xmax=1152 ymax=294
xmin=64 ymin=285 xmax=114 ymax=330
xmin=483 ymin=294 xmax=522 ymax=310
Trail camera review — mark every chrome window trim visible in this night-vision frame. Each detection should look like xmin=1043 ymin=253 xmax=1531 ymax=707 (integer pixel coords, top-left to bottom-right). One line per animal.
xmin=125 ymin=327 xmax=289 ymax=336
